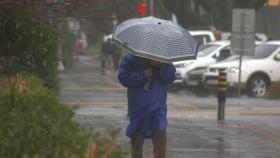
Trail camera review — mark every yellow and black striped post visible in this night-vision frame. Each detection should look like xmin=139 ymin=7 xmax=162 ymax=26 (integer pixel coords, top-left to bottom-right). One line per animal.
xmin=217 ymin=71 xmax=227 ymax=120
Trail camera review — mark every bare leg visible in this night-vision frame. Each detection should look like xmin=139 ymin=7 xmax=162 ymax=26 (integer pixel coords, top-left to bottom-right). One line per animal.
xmin=131 ymin=129 xmax=145 ymax=158
xmin=152 ymin=130 xmax=167 ymax=158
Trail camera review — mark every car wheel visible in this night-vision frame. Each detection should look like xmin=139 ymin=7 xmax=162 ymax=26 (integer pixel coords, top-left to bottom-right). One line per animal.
xmin=248 ymin=75 xmax=268 ymax=98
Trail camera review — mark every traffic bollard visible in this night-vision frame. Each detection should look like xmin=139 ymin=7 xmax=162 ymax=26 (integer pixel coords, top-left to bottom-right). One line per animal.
xmin=217 ymin=71 xmax=227 ymax=120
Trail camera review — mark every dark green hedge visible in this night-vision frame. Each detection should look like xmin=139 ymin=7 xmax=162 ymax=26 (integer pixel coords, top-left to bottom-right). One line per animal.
xmin=0 ymin=9 xmax=59 ymax=92
xmin=0 ymin=74 xmax=91 ymax=158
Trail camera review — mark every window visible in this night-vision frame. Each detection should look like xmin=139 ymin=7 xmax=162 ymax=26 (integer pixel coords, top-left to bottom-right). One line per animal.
xmin=254 ymin=44 xmax=279 ymax=59
xmin=197 ymin=44 xmax=220 ymax=57
xmin=193 ymin=35 xmax=211 ymax=46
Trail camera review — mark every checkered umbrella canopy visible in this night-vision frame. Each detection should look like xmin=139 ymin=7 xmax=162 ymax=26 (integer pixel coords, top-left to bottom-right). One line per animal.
xmin=112 ymin=16 xmax=197 ymax=63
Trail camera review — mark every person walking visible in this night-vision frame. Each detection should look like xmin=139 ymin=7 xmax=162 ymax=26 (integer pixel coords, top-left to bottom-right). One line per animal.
xmin=118 ymin=54 xmax=176 ymax=158
xmin=111 ymin=43 xmax=122 ymax=72
xmin=100 ymin=39 xmax=111 ymax=75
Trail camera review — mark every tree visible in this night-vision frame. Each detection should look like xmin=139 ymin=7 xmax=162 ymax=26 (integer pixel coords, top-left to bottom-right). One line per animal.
xmin=162 ymin=0 xmax=266 ymax=31
xmin=233 ymin=0 xmax=267 ymax=9
xmin=0 ymin=8 xmax=60 ymax=92
xmin=162 ymin=0 xmax=207 ymax=29
xmin=73 ymin=0 xmax=172 ymax=47
xmin=71 ymin=0 xmax=144 ymax=45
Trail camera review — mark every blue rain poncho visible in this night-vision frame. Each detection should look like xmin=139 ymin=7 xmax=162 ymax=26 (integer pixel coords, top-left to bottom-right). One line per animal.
xmin=118 ymin=54 xmax=176 ymax=138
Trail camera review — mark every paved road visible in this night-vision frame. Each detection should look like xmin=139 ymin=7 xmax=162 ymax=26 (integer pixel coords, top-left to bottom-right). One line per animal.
xmin=60 ymin=55 xmax=280 ymax=158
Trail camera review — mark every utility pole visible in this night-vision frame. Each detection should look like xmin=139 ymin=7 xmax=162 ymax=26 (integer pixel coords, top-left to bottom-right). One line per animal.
xmin=150 ymin=0 xmax=154 ymax=16
xmin=237 ymin=12 xmax=246 ymax=98
xmin=143 ymin=0 xmax=146 ymax=17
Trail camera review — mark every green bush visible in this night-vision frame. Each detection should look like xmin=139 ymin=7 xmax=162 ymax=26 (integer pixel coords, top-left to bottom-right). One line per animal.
xmin=0 ymin=9 xmax=59 ymax=92
xmin=0 ymin=74 xmax=129 ymax=158
xmin=0 ymin=74 xmax=91 ymax=158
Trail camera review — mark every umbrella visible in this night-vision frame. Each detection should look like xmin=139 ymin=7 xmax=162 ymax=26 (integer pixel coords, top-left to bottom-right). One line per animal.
xmin=112 ymin=16 xmax=197 ymax=63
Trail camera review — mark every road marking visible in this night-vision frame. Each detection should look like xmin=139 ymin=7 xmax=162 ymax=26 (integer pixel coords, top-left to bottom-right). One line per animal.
xmin=226 ymin=108 xmax=280 ymax=115
xmin=167 ymin=107 xmax=280 ymax=119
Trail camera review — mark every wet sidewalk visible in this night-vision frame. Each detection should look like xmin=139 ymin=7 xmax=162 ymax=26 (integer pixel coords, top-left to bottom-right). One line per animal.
xmin=60 ymin=54 xmax=280 ymax=158
xmin=74 ymin=112 xmax=280 ymax=158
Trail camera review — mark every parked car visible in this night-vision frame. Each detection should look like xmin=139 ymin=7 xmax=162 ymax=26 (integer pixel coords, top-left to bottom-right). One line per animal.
xmin=173 ymin=41 xmax=232 ymax=85
xmin=189 ymin=30 xmax=216 ymax=47
xmin=183 ymin=40 xmax=262 ymax=87
xmin=186 ymin=42 xmax=261 ymax=87
xmin=203 ymin=41 xmax=280 ymax=97
xmin=186 ymin=55 xmax=240 ymax=87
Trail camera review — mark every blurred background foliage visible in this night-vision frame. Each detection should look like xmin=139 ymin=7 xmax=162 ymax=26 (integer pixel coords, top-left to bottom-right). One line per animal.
xmin=0 ymin=8 xmax=60 ymax=92
xmin=51 ymin=0 xmax=267 ymax=52
xmin=162 ymin=0 xmax=266 ymax=30
xmin=60 ymin=0 xmax=266 ymax=36
xmin=0 ymin=0 xmax=268 ymax=56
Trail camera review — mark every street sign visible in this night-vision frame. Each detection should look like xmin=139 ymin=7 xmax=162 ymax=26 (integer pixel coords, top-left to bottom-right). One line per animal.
xmin=231 ymin=9 xmax=256 ymax=98
xmin=231 ymin=9 xmax=255 ymax=56
xmin=231 ymin=32 xmax=255 ymax=55
xmin=232 ymin=9 xmax=255 ymax=33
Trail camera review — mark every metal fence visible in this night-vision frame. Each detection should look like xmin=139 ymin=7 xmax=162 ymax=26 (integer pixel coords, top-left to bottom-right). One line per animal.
xmin=256 ymin=6 xmax=280 ymax=40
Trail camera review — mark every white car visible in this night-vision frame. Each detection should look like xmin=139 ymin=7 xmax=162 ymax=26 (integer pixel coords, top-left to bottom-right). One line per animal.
xmin=189 ymin=30 xmax=216 ymax=46
xmin=173 ymin=41 xmax=232 ymax=85
xmin=204 ymin=41 xmax=280 ymax=97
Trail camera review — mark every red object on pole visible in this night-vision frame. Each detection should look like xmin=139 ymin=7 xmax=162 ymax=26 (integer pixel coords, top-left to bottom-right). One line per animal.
xmin=138 ymin=3 xmax=146 ymax=15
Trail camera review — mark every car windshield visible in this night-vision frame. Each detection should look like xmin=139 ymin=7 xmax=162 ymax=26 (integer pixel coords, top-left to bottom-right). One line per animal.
xmin=254 ymin=44 xmax=279 ymax=59
xmin=197 ymin=44 xmax=220 ymax=57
